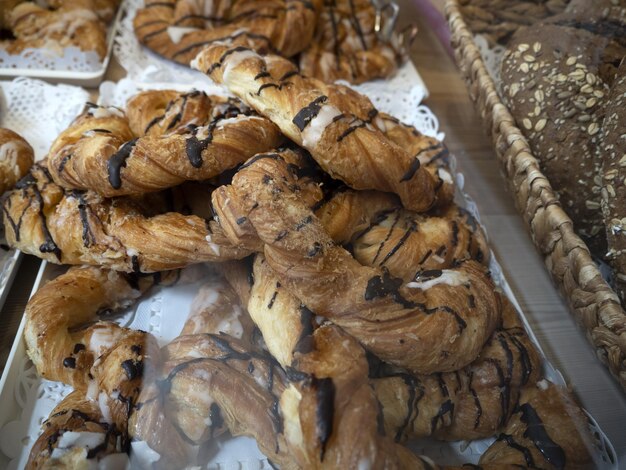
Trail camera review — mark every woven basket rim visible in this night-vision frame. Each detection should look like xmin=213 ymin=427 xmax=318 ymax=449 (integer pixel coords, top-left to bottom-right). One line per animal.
xmin=445 ymin=0 xmax=626 ymax=392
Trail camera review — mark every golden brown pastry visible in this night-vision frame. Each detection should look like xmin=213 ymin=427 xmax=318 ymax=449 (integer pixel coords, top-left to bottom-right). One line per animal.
xmin=475 ymin=381 xmax=594 ymax=469
xmin=48 ymin=95 xmax=282 ymax=197
xmin=299 ymin=0 xmax=412 ymax=84
xmin=24 ymin=265 xmax=174 ymax=389
xmin=3 ymin=2 xmax=111 ymax=59
xmin=24 ymin=266 xmax=173 ymax=469
xmin=316 ymin=190 xmax=489 ymax=280
xmin=26 ymin=391 xmax=129 ymax=469
xmin=213 ymin=151 xmax=500 ymax=374
xmin=0 ymin=128 xmax=34 ymax=195
xmin=133 ymin=0 xmax=322 ymax=67
xmin=193 ymin=43 xmax=451 ymax=212
xmin=2 ymin=164 xmax=250 ymax=272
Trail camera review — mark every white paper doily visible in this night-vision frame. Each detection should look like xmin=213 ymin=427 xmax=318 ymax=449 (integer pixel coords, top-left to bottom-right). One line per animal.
xmin=113 ymin=0 xmax=439 ymax=138
xmin=0 ymin=77 xmax=90 ymax=160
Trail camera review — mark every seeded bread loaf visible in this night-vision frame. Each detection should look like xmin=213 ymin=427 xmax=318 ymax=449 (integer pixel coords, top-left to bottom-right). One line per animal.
xmin=501 ymin=23 xmax=613 ymax=252
xmin=600 ymin=59 xmax=626 ymax=300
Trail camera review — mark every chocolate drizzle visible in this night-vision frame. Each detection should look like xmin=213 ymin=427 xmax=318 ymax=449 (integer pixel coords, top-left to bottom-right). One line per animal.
xmin=520 ymin=403 xmax=566 ymax=469
xmin=108 ymin=138 xmax=138 ymax=189
xmin=312 ymin=377 xmax=335 ymax=461
xmin=364 ymin=271 xmax=416 ymax=309
xmin=292 ymin=96 xmax=328 ymax=131
xmin=497 ymin=433 xmax=536 ymax=467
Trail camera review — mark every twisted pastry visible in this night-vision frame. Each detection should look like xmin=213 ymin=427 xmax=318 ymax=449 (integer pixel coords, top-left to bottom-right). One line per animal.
xmin=238 ymin=256 xmax=540 ymax=443
xmin=46 ymin=0 xmax=121 ymax=22
xmin=48 ymin=95 xmax=282 ymax=197
xmin=299 ymin=0 xmax=410 ymax=84
xmin=213 ymin=151 xmax=500 ymax=374
xmin=133 ymin=0 xmax=321 ymax=67
xmin=474 ymin=381 xmax=594 ymax=469
xmin=25 ymin=266 xmax=173 ymax=468
xmin=315 ymin=189 xmax=488 ymax=280
xmin=0 ymin=128 xmax=34 ymax=195
xmin=2 ymin=164 xmax=249 ymax=271
xmin=2 ymin=2 xmax=110 ymax=59
xmin=373 ymin=295 xmax=543 ymax=442
xmin=26 ymin=391 xmax=129 ymax=469
xmin=24 ymin=265 xmax=174 ymax=389
xmin=193 ymin=43 xmax=451 ymax=212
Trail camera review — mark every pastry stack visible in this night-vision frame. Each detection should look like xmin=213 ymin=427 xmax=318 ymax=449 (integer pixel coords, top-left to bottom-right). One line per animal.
xmin=0 ymin=0 xmax=604 ymax=468
xmin=0 ymin=0 xmax=121 ymax=59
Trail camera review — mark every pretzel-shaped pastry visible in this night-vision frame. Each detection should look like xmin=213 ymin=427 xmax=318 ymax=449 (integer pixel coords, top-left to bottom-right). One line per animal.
xmin=193 ymin=44 xmax=451 ymax=212
xmin=25 ymin=266 xmax=174 ymax=468
xmin=133 ymin=0 xmax=321 ymax=67
xmin=0 ymin=128 xmax=34 ymax=195
xmin=299 ymin=0 xmax=408 ymax=84
xmin=1 ymin=164 xmax=250 ymax=272
xmin=3 ymin=2 xmax=111 ymax=59
xmin=48 ymin=95 xmax=282 ymax=197
xmin=26 ymin=391 xmax=129 ymax=469
xmin=236 ymin=256 xmax=539 ymax=442
xmin=212 ymin=152 xmax=500 ymax=374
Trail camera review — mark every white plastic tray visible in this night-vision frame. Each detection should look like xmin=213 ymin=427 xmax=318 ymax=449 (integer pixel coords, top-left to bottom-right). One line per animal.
xmin=0 ymin=2 xmax=125 ymax=87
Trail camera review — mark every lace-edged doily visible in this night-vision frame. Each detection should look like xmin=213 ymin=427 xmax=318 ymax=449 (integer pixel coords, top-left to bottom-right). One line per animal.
xmin=0 ymin=77 xmax=89 ymax=160
xmin=473 ymin=34 xmax=505 ymax=89
xmin=113 ymin=0 xmax=440 ymax=138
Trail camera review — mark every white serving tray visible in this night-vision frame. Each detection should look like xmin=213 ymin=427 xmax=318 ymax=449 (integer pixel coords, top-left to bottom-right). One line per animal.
xmin=0 ymin=2 xmax=125 ymax=87
xmin=0 ymin=163 xmax=616 ymax=469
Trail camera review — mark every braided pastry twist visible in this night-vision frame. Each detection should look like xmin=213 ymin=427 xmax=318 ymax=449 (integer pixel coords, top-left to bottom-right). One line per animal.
xmin=133 ymin=0 xmax=321 ymax=67
xmin=48 ymin=94 xmax=282 ymax=197
xmin=213 ymin=152 xmax=500 ymax=374
xmin=25 ymin=266 xmax=174 ymax=468
xmin=193 ymin=44 xmax=451 ymax=212
xmin=238 ymin=256 xmax=539 ymax=442
xmin=315 ymin=189 xmax=488 ymax=280
xmin=2 ymin=164 xmax=249 ymax=271
xmin=0 ymin=128 xmax=34 ymax=195
xmin=2 ymin=1 xmax=112 ymax=59
xmin=299 ymin=0 xmax=409 ymax=84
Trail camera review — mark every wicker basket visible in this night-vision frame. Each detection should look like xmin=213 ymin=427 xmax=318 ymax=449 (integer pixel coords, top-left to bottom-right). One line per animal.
xmin=445 ymin=0 xmax=626 ymax=392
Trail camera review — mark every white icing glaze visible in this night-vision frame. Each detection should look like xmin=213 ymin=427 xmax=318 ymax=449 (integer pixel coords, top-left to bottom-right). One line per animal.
xmin=86 ymin=380 xmax=99 ymax=400
xmin=406 ymin=270 xmax=469 ymax=290
xmin=301 ymin=104 xmax=342 ymax=148
xmin=205 ymin=235 xmax=221 ymax=255
xmin=216 ymin=305 xmax=244 ymax=339
xmin=222 ymin=49 xmax=259 ymax=82
xmin=537 ymin=379 xmax=549 ymax=390
xmin=55 ymin=431 xmax=105 ymax=454
xmin=88 ymin=327 xmax=124 ymax=358
xmin=88 ymin=106 xmax=124 ymax=119
xmin=438 ymin=168 xmax=453 ymax=184
xmin=130 ymin=441 xmax=161 ymax=468
xmin=98 ymin=392 xmax=112 ymax=424
xmin=166 ymin=26 xmax=200 ymax=44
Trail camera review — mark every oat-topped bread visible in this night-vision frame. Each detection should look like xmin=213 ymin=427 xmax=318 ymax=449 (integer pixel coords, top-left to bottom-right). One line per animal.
xmin=457 ymin=0 xmax=570 ymax=46
xmin=500 ymin=23 xmax=619 ymax=253
xmin=600 ymin=59 xmax=626 ymax=300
